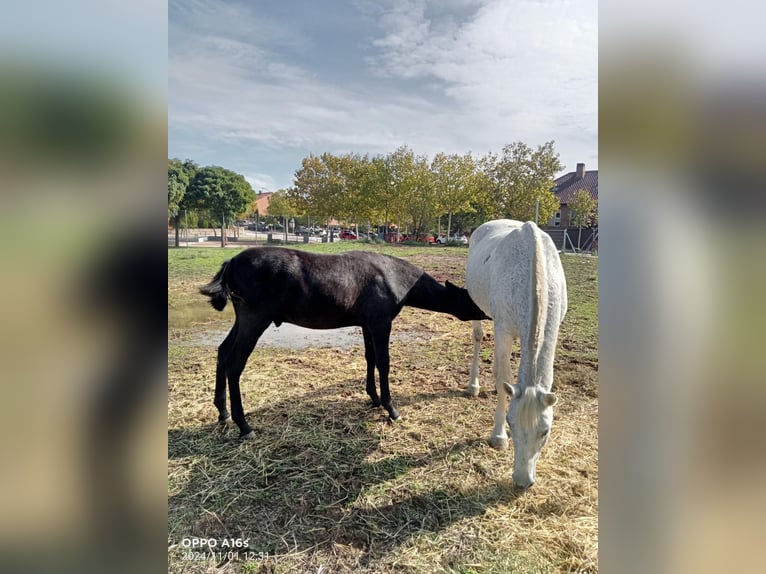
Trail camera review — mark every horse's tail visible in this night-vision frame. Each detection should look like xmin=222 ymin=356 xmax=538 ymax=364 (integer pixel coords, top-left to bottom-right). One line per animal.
xmin=199 ymin=259 xmax=231 ymax=311
xmin=524 ymin=222 xmax=548 ymax=387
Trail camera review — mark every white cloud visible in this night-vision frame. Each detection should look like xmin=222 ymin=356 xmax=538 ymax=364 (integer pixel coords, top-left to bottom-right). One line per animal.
xmin=244 ymin=173 xmax=277 ymax=193
xmin=169 ymin=0 xmax=597 ymax=186
xmin=367 ymin=0 xmax=598 ymax=157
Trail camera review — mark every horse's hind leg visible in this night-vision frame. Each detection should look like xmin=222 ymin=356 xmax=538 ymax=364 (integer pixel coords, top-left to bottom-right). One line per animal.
xmin=362 ymin=326 xmax=380 ymax=407
xmin=465 ymin=320 xmax=483 ymax=397
xmin=224 ymin=315 xmax=271 ymax=439
xmin=371 ymin=322 xmax=399 ymax=420
xmin=214 ymin=322 xmax=238 ymax=425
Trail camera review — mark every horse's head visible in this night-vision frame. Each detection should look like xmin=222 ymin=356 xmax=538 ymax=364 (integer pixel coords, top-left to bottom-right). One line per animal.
xmin=445 ymin=280 xmax=490 ymax=321
xmin=503 ymin=382 xmax=558 ymax=489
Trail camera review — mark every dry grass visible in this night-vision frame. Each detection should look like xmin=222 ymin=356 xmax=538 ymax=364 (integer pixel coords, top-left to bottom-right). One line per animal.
xmin=168 ymin=247 xmax=598 ymax=573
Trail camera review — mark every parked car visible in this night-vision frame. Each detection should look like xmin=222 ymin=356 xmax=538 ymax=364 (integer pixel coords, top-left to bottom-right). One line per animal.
xmin=452 ymin=233 xmax=468 ymax=244
xmin=339 ymin=230 xmax=358 ymax=240
xmin=436 ymin=233 xmax=468 ymax=245
xmin=294 ymin=225 xmax=311 ymax=234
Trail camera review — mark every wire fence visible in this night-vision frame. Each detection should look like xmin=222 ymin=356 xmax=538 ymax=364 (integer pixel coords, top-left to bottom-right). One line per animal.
xmin=168 ymin=227 xmax=353 ymax=247
xmin=540 ymin=226 xmax=598 ymax=255
xmin=169 ymin=225 xmax=599 ymax=254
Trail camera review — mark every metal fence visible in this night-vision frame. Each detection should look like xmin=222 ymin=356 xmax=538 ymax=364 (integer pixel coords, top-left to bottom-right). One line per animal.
xmin=540 ymin=227 xmax=598 ymax=254
xmin=168 ymin=227 xmax=341 ymax=247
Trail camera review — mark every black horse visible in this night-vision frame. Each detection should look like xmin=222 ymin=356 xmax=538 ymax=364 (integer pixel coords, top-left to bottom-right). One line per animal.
xmin=200 ymin=246 xmax=488 ymax=438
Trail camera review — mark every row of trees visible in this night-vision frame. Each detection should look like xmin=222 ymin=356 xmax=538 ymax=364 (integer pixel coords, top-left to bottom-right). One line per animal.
xmin=168 ymin=159 xmax=255 ymax=247
xmin=270 ymin=141 xmax=564 ymax=240
xmin=169 ymin=140 xmax=598 ymax=248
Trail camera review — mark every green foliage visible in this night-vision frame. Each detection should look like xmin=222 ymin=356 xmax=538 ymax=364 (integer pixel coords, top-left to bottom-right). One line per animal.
xmin=569 ymin=188 xmax=598 ymax=228
xmin=290 ymin=152 xmax=355 ymax=220
xmin=481 ymin=141 xmax=562 ymax=223
xmin=167 ymin=158 xmax=197 ymax=220
xmin=346 ymin=153 xmax=387 ymax=223
xmin=175 ymin=140 xmax=564 ymax=237
xmin=431 ymin=151 xmax=481 ymax=237
xmin=386 ymin=146 xmax=436 ymax=237
xmin=267 ymin=188 xmax=299 ymax=217
xmin=185 ymin=165 xmax=255 ymax=225
xmin=290 ymin=142 xmax=562 ymax=235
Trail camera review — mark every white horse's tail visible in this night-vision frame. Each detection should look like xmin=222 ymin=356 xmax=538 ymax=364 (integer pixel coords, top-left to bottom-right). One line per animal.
xmin=524 ymin=222 xmax=548 ymax=387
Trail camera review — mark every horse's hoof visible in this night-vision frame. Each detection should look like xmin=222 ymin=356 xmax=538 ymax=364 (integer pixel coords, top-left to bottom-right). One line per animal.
xmin=387 ymin=408 xmax=400 ymax=421
xmin=489 ymin=436 xmax=509 ymax=450
xmin=217 ymin=416 xmax=232 ymax=425
xmin=240 ymin=431 xmax=256 ymax=441
xmin=464 ymin=386 xmax=480 ymax=398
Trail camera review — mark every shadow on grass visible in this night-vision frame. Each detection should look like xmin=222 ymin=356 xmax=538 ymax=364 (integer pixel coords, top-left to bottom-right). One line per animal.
xmin=168 ymin=379 xmax=524 ymax=566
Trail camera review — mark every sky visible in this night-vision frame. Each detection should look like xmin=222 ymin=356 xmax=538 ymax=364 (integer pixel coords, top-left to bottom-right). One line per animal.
xmin=169 ymin=0 xmax=597 ymax=192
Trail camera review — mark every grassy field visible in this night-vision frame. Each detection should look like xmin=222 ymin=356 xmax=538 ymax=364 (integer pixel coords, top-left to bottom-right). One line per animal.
xmin=168 ymin=243 xmax=598 ymax=573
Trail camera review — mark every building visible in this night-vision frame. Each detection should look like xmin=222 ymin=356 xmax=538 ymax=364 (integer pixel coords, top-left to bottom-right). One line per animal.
xmin=252 ymin=191 xmax=274 ymax=217
xmin=547 ymin=162 xmax=598 ymax=228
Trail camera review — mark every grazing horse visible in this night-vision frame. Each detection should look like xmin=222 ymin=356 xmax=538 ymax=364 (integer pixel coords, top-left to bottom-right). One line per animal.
xmin=464 ymin=220 xmax=567 ymax=488
xmin=200 ymin=246 xmax=488 ymax=439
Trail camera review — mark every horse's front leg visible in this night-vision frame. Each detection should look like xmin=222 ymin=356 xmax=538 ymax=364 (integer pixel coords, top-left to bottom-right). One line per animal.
xmin=362 ymin=326 xmax=380 ymax=407
xmin=489 ymin=328 xmax=514 ymax=450
xmin=465 ymin=320 xmax=483 ymax=397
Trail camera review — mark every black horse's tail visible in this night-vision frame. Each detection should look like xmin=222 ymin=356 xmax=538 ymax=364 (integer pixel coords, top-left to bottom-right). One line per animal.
xmin=199 ymin=260 xmax=231 ymax=311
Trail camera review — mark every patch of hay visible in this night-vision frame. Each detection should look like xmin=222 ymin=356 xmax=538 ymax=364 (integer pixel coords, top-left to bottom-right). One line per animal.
xmin=168 ymin=250 xmax=598 ymax=573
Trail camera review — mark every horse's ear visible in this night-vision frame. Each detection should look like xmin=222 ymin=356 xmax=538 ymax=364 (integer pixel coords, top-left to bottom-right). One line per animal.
xmin=503 ymin=382 xmax=520 ymax=399
xmin=539 ymin=391 xmax=558 ymax=408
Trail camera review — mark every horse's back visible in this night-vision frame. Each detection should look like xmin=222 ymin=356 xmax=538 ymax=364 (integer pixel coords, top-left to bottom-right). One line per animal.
xmin=466 ymin=220 xmax=525 ymax=316
xmin=466 ymin=220 xmax=566 ymax=324
xmin=226 ymin=246 xmax=422 ymax=327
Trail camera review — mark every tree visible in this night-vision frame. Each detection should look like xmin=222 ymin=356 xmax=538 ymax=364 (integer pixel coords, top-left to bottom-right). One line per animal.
xmin=290 ymin=154 xmax=325 ymax=217
xmin=185 ymin=166 xmax=255 ymax=247
xmin=403 ymin=154 xmax=437 ymax=239
xmin=431 ymin=152 xmax=480 ymax=238
xmin=291 ymin=153 xmax=354 ymax=227
xmin=482 ymin=141 xmax=562 ymax=224
xmin=382 ymin=146 xmax=436 ymax=239
xmin=168 ymin=158 xmax=197 ymax=247
xmin=568 ymin=188 xmax=598 ymax=249
xmin=341 ymin=154 xmax=377 ymax=234
xmin=267 ymin=189 xmax=299 ymax=241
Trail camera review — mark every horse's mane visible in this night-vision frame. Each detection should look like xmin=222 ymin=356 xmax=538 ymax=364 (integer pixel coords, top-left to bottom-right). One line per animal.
xmin=517 ymin=385 xmax=541 ymax=433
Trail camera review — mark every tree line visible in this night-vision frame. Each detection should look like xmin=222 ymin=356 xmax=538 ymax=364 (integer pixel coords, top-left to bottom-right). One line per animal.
xmin=168 ymin=141 xmax=571 ymax=247
xmin=168 ymin=160 xmax=255 ymax=247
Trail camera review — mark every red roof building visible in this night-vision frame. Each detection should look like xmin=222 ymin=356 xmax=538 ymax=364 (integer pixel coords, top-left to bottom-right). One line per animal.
xmin=547 ymin=162 xmax=598 ymax=228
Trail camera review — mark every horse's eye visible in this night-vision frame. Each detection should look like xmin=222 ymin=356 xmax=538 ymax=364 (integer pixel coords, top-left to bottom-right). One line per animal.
xmin=540 ymin=429 xmax=550 ymax=439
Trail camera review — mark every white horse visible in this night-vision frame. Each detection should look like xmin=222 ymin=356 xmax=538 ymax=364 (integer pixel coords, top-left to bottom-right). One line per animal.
xmin=465 ymin=220 xmax=567 ymax=488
